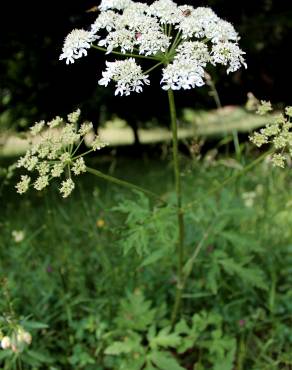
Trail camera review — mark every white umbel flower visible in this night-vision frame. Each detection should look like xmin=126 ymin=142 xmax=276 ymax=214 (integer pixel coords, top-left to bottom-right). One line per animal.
xmin=92 ymin=136 xmax=108 ymax=150
xmin=34 ymin=175 xmax=49 ymax=191
xmin=30 ymin=120 xmax=45 ymax=136
xmin=175 ymin=41 xmax=210 ymax=66
xmin=98 ymin=58 xmax=150 ymax=96
xmin=136 ymin=29 xmax=170 ymax=56
xmin=148 ymin=0 xmax=181 ymax=25
xmin=79 ymin=122 xmax=93 ymax=135
xmin=161 ymin=58 xmax=205 ymax=90
xmin=15 ymin=175 xmax=31 ymax=194
xmin=211 ymin=41 xmax=247 ymax=73
xmin=16 ymin=110 xmax=108 ymax=198
xmin=60 ymin=179 xmax=75 ymax=198
xmin=99 ymin=0 xmax=132 ymax=11
xmin=176 ymin=7 xmax=219 ymax=39
xmin=91 ymin=10 xmax=118 ymax=33
xmin=72 ymin=158 xmax=86 ymax=175
xmin=98 ymin=29 xmax=135 ymax=54
xmin=59 ymin=29 xmax=98 ymax=64
xmin=60 ymin=0 xmax=246 ymax=94
xmin=205 ymin=20 xmax=239 ymax=43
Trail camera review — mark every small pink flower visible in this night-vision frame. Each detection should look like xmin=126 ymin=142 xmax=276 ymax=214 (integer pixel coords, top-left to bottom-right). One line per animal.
xmin=238 ymin=319 xmax=246 ymax=327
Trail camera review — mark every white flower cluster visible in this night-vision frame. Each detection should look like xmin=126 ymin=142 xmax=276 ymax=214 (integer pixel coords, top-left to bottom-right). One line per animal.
xmin=250 ymin=103 xmax=292 ymax=168
xmin=99 ymin=58 xmax=150 ymax=95
xmin=1 ymin=327 xmax=32 ymax=353
xmin=15 ymin=109 xmax=108 ymax=198
xmin=60 ymin=0 xmax=246 ymax=94
xmin=60 ymin=29 xmax=98 ymax=64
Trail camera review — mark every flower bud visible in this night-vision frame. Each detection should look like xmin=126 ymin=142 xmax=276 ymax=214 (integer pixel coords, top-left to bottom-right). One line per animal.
xmin=1 ymin=336 xmax=11 ymax=349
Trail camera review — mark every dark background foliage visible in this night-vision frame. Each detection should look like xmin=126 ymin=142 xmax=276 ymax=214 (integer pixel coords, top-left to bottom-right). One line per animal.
xmin=1 ymin=0 xmax=292 ymax=128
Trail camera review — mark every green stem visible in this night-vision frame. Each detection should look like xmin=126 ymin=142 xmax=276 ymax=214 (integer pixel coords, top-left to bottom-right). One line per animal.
xmin=86 ymin=166 xmax=164 ymax=204
xmin=72 ymin=148 xmax=94 ymax=160
xmin=169 ymin=31 xmax=182 ymax=54
xmin=144 ymin=61 xmax=163 ymax=75
xmin=207 ymin=73 xmax=241 ymax=160
xmin=167 ymin=89 xmax=185 ymax=327
xmin=72 ymin=137 xmax=85 ymax=156
xmin=92 ymin=44 xmax=160 ymax=61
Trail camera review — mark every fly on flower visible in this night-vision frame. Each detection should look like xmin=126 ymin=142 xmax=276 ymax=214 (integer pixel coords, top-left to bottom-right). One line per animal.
xmin=86 ymin=5 xmax=99 ymax=13
xmin=181 ymin=8 xmax=191 ymax=17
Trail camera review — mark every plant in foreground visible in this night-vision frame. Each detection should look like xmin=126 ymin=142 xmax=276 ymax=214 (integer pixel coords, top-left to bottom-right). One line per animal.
xmin=16 ymin=0 xmax=247 ymax=330
xmin=250 ymin=102 xmax=292 ymax=168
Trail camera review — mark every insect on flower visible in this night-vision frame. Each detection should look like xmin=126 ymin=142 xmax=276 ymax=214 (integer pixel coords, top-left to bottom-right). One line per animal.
xmin=86 ymin=5 xmax=99 ymax=13
xmin=181 ymin=8 xmax=191 ymax=17
xmin=135 ymin=32 xmax=142 ymax=40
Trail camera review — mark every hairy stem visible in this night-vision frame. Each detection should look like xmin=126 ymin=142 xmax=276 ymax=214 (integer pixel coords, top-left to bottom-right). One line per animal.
xmin=86 ymin=166 xmax=164 ymax=204
xmin=167 ymin=89 xmax=185 ymax=327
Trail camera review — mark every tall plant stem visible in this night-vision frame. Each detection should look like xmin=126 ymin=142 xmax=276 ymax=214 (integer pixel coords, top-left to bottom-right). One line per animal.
xmin=167 ymin=89 xmax=185 ymax=326
xmin=206 ymin=73 xmax=241 ymax=160
xmin=86 ymin=166 xmax=164 ymax=204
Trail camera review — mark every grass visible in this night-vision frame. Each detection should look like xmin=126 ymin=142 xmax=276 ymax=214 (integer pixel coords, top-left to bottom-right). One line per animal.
xmin=0 ymin=151 xmax=292 ymax=369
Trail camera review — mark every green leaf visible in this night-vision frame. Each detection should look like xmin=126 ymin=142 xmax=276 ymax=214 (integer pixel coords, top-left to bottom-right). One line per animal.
xmin=26 ymin=350 xmax=54 ymax=363
xmin=219 ymin=258 xmax=267 ymax=290
xmin=22 ymin=321 xmax=49 ymax=329
xmin=115 ymin=291 xmax=156 ymax=331
xmin=105 ymin=341 xmax=135 ymax=355
xmin=150 ymin=327 xmax=181 ymax=349
xmin=150 ymin=351 xmax=185 ymax=370
xmin=140 ymin=249 xmax=167 ymax=267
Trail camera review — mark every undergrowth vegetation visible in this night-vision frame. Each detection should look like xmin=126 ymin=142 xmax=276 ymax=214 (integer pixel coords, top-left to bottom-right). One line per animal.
xmin=1 ymin=156 xmax=291 ymax=369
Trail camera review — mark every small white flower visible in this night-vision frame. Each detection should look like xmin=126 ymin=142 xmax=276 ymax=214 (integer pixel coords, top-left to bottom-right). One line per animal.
xmin=15 ymin=175 xmax=31 ymax=194
xmin=12 ymin=230 xmax=25 ymax=243
xmin=59 ymin=29 xmax=98 ymax=64
xmin=72 ymin=158 xmax=86 ymax=175
xmin=206 ymin=19 xmax=239 ymax=43
xmin=30 ymin=120 xmax=45 ymax=136
xmin=22 ymin=332 xmax=32 ymax=345
xmin=99 ymin=0 xmax=132 ymax=11
xmin=51 ymin=163 xmax=64 ymax=177
xmin=176 ymin=7 xmax=218 ymax=39
xmin=36 ymin=161 xmax=50 ymax=176
xmin=98 ymin=28 xmax=135 ymax=54
xmin=17 ymin=153 xmax=38 ymax=171
xmin=211 ymin=41 xmax=247 ymax=74
xmin=175 ymin=41 xmax=210 ymax=66
xmin=98 ymin=58 xmax=150 ymax=96
xmin=34 ymin=175 xmax=49 ymax=191
xmin=60 ymin=178 xmax=75 ymax=198
xmin=161 ymin=57 xmax=205 ymax=90
xmin=92 ymin=136 xmax=108 ymax=151
xmin=79 ymin=121 xmax=93 ymax=136
xmin=148 ymin=0 xmax=181 ymax=25
xmin=1 ymin=336 xmax=11 ymax=350
xmin=47 ymin=116 xmax=63 ymax=128
xmin=62 ymin=125 xmax=81 ymax=145
xmin=136 ymin=29 xmax=170 ymax=56
xmin=16 ymin=329 xmax=32 ymax=346
xmin=68 ymin=108 xmax=81 ymax=124
xmin=60 ymin=152 xmax=72 ymax=164
xmin=91 ymin=10 xmax=118 ymax=33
